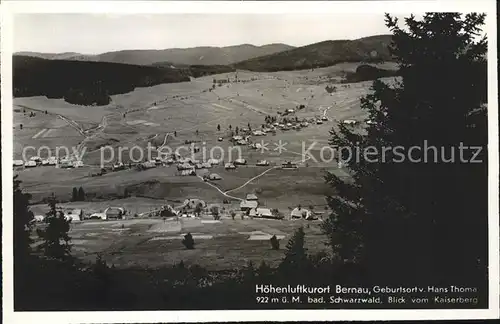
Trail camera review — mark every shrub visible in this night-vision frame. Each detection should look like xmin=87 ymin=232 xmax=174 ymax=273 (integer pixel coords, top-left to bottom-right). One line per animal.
xmin=210 ymin=206 xmax=220 ymax=220
xmin=270 ymin=235 xmax=280 ymax=250
xmin=182 ymin=233 xmax=195 ymax=249
xmin=271 ymin=208 xmax=284 ymax=219
xmin=258 ymin=261 xmax=273 ymax=278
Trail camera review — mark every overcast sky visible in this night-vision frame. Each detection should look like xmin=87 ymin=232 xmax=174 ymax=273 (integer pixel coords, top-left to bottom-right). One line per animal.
xmin=14 ymin=14 xmax=399 ymax=54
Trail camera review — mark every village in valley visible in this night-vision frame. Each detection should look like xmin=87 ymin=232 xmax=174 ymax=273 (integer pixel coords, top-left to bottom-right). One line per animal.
xmin=13 ymin=51 xmax=398 ymax=269
xmin=8 ymin=8 xmax=492 ymax=314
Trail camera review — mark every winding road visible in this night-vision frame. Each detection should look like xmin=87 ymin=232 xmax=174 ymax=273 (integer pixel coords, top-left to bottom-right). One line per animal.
xmin=200 ymin=145 xmax=314 ymax=201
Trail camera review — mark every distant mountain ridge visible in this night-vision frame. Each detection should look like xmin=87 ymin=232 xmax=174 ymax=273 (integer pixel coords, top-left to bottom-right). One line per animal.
xmin=15 ymin=35 xmax=394 ymax=71
xmin=13 ymin=35 xmax=398 ymax=107
xmin=15 ymin=43 xmax=295 ymax=66
xmin=15 ymin=51 xmax=98 ymax=61
xmin=233 ymin=35 xmax=394 ymax=71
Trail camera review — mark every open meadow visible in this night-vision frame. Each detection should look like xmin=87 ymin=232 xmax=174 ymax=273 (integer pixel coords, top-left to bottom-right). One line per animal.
xmin=31 ymin=216 xmax=327 ymax=270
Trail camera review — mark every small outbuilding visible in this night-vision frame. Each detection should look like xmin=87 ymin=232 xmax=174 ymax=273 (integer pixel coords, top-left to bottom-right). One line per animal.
xmin=177 ymin=163 xmax=195 ymax=171
xmin=33 ymin=215 xmax=45 ymax=222
xmin=342 ymin=119 xmax=358 ymax=125
xmin=225 ymin=163 xmax=236 ymax=170
xmin=65 ymin=209 xmax=82 ymax=221
xmin=256 ymin=160 xmax=269 ymax=166
xmin=290 ymin=207 xmax=313 ymax=220
xmin=105 ymin=207 xmax=126 ymax=219
xmin=234 ymin=158 xmax=247 ymax=165
xmin=207 ymin=158 xmax=220 ymax=165
xmin=180 ymin=169 xmax=196 ymax=176
xmin=88 ymin=212 xmax=107 ymax=220
xmin=24 ymin=161 xmax=37 ymax=168
xmin=13 ymin=160 xmax=24 ymax=167
xmin=207 ymin=173 xmax=222 ymax=180
xmin=246 ymin=193 xmax=258 ymax=201
xmin=249 ymin=207 xmax=273 ymax=218
xmin=281 ymin=161 xmax=298 ymax=169
xmin=252 ymin=130 xmax=266 ymax=136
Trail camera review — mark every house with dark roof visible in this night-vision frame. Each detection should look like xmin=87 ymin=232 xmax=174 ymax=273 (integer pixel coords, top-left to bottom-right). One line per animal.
xmin=246 ymin=193 xmax=258 ymax=201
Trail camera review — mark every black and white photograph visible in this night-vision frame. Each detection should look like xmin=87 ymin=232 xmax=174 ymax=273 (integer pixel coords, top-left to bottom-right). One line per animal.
xmin=1 ymin=0 xmax=498 ymax=322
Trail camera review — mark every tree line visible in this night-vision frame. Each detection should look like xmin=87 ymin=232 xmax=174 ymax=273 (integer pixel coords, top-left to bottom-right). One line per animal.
xmin=13 ymin=56 xmax=190 ymax=106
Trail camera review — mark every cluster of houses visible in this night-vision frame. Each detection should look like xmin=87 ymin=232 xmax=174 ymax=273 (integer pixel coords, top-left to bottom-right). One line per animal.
xmin=13 ymin=156 xmax=84 ymax=169
xmin=33 ymin=208 xmax=84 ymax=223
xmin=144 ymin=199 xmax=210 ymax=218
xmin=117 ymin=152 xmax=223 ymax=177
xmin=30 ymin=193 xmax=322 ymax=224
xmin=32 ymin=206 xmax=128 ymax=223
xmin=224 ymin=158 xmax=247 ymax=170
xmin=175 ymin=157 xmax=222 ymax=176
xmin=238 ymin=193 xmax=317 ymax=220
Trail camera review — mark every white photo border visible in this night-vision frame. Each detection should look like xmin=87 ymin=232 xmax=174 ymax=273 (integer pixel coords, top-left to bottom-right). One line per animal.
xmin=1 ymin=1 xmax=498 ymax=323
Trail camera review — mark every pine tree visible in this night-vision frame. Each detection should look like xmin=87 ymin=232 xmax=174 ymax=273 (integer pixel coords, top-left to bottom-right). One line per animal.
xmin=71 ymin=187 xmax=78 ymax=202
xmin=123 ymin=187 xmax=130 ymax=198
xmin=13 ymin=176 xmax=34 ymax=262
xmin=13 ymin=176 xmax=35 ymax=308
xmin=93 ymin=254 xmax=111 ymax=298
xmin=217 ymin=124 xmax=221 ymax=131
xmin=78 ymin=186 xmax=85 ymax=201
xmin=279 ymin=227 xmax=308 ymax=276
xmin=38 ymin=194 xmax=72 ymax=261
xmin=242 ymin=261 xmax=256 ymax=282
xmin=322 ymin=13 xmax=487 ymax=284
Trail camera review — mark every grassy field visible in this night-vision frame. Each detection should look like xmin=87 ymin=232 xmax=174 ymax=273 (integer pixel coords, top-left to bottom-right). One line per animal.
xmin=31 ymin=216 xmax=329 ymax=270
xmin=15 ymin=63 xmax=394 ymax=269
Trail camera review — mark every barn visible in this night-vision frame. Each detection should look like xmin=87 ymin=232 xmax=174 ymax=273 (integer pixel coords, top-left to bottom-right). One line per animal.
xmin=64 ymin=209 xmax=82 ymax=221
xmin=290 ymin=207 xmax=313 ymax=220
xmin=249 ymin=208 xmax=273 ymax=218
xmin=240 ymin=200 xmax=258 ymax=211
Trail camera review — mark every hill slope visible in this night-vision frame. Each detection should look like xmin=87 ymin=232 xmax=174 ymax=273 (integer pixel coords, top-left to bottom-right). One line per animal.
xmin=233 ymin=35 xmax=394 ymax=72
xmin=15 ymin=43 xmax=294 ymax=66
xmin=13 ymin=56 xmax=190 ymax=106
